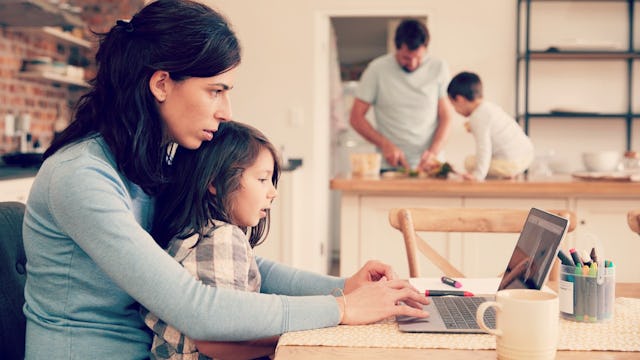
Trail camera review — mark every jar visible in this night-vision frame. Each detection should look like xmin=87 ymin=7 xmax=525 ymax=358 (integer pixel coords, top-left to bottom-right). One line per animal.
xmin=622 ymin=151 xmax=640 ymax=171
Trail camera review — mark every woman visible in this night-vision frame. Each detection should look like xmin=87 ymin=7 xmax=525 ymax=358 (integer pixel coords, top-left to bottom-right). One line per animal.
xmin=22 ymin=1 xmax=429 ymax=359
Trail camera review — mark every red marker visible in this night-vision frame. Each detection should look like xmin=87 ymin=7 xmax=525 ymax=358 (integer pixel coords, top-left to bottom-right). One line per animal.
xmin=425 ymin=290 xmax=474 ymax=297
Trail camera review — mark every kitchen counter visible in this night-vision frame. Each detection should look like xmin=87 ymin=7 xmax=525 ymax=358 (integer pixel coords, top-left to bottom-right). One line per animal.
xmin=330 ymin=174 xmax=640 ymax=282
xmin=330 ymin=175 xmax=640 ymax=198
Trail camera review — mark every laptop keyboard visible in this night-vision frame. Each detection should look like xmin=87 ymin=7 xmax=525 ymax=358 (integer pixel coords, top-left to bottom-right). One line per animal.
xmin=432 ymin=297 xmax=496 ymax=330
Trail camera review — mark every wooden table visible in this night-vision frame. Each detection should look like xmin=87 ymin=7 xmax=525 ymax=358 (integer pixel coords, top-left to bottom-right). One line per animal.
xmin=275 ymin=283 xmax=640 ymax=360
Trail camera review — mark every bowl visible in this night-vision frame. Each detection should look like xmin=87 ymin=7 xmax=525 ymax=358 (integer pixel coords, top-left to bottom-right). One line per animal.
xmin=582 ymin=151 xmax=621 ymax=172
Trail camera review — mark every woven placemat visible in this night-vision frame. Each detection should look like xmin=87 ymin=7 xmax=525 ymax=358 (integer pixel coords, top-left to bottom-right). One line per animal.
xmin=278 ymin=298 xmax=640 ymax=351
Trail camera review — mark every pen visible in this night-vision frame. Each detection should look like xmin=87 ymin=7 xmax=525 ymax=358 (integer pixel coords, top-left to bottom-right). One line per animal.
xmin=425 ymin=290 xmax=474 ymax=297
xmin=441 ymin=276 xmax=462 ymax=288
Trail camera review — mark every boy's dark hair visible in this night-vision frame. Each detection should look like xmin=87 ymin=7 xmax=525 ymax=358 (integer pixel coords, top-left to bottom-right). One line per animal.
xmin=44 ymin=0 xmax=241 ymax=196
xmin=394 ymin=19 xmax=429 ymax=50
xmin=152 ymin=121 xmax=281 ymax=249
xmin=447 ymin=71 xmax=483 ymax=101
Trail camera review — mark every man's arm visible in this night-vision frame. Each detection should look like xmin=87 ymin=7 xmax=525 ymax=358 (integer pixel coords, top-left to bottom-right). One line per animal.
xmin=350 ymin=98 xmax=408 ymax=168
xmin=419 ymin=96 xmax=454 ymax=170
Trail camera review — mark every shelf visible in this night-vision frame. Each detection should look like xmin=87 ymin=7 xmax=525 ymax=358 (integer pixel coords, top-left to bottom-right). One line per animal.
xmin=13 ymin=26 xmax=90 ymax=48
xmin=516 ymin=0 xmax=636 ymax=150
xmin=0 ymin=0 xmax=84 ymax=28
xmin=17 ymin=71 xmax=89 ymax=88
xmin=519 ymin=51 xmax=640 ymax=60
xmin=517 ymin=113 xmax=640 ymax=119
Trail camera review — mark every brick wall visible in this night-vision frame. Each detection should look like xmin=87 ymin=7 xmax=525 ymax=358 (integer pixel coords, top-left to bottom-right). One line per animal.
xmin=0 ymin=0 xmax=145 ymax=154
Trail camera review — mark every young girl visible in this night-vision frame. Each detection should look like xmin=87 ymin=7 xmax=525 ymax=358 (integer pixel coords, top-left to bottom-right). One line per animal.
xmin=142 ymin=121 xmax=279 ymax=359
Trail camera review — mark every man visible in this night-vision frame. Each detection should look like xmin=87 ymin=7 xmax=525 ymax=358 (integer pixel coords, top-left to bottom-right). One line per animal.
xmin=350 ymin=19 xmax=452 ymax=171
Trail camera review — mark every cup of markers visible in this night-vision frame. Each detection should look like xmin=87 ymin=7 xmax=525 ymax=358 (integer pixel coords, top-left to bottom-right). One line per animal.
xmin=557 ymin=248 xmax=615 ymax=323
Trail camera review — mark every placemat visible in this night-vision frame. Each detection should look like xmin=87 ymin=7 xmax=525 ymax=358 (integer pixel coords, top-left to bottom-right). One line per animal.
xmin=278 ymin=298 xmax=640 ymax=351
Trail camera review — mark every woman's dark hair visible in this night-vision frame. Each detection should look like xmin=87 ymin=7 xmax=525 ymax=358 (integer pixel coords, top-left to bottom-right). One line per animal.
xmin=394 ymin=19 xmax=429 ymax=50
xmin=447 ymin=71 xmax=483 ymax=101
xmin=152 ymin=121 xmax=281 ymax=249
xmin=44 ymin=0 xmax=241 ymax=195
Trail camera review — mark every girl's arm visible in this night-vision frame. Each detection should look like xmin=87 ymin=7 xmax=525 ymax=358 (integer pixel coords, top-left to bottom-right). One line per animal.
xmin=257 ymin=257 xmax=345 ymax=296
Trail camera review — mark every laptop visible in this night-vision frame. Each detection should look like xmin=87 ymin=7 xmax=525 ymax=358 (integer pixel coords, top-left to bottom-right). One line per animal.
xmin=397 ymin=207 xmax=569 ymax=333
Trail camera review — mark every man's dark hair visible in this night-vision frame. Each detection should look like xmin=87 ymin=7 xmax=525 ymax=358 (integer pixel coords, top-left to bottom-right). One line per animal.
xmin=394 ymin=19 xmax=429 ymax=50
xmin=447 ymin=71 xmax=483 ymax=101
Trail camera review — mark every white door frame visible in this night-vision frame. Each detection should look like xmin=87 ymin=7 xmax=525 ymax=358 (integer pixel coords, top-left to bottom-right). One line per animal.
xmin=313 ymin=8 xmax=431 ymax=273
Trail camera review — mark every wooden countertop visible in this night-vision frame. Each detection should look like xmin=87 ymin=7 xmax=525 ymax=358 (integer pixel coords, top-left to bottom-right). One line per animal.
xmin=330 ymin=175 xmax=640 ymax=197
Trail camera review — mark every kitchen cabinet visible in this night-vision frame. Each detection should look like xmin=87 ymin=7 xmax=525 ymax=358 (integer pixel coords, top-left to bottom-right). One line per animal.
xmin=516 ymin=0 xmax=638 ymax=150
xmin=331 ymin=176 xmax=640 ymax=281
xmin=0 ymin=177 xmax=34 ymax=203
xmin=345 ymin=196 xmax=462 ymax=278
xmin=574 ymin=198 xmax=640 ymax=282
xmin=462 ymin=197 xmax=569 ymax=277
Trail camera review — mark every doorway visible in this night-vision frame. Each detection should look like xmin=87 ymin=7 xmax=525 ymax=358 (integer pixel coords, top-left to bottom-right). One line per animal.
xmin=316 ymin=11 xmax=430 ymax=274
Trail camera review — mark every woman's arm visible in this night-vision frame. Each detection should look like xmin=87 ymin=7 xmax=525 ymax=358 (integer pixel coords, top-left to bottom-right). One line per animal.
xmin=50 ymin=157 xmax=339 ymax=341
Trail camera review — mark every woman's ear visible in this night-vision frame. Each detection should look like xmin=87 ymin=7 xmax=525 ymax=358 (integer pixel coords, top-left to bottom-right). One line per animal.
xmin=149 ymin=70 xmax=170 ymax=103
xmin=207 ymin=183 xmax=217 ymax=195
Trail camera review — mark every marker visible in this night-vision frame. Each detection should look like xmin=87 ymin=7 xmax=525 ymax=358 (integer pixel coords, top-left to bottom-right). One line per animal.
xmin=574 ymin=265 xmax=583 ymax=321
xmin=604 ymin=260 xmax=615 ymax=319
xmin=587 ymin=262 xmax=598 ymax=322
xmin=581 ymin=249 xmax=592 ymax=267
xmin=581 ymin=265 xmax=589 ymax=321
xmin=557 ymin=249 xmax=575 ymax=266
xmin=589 ymin=247 xmax=598 ymax=263
xmin=425 ymin=290 xmax=474 ymax=297
xmin=569 ymin=248 xmax=583 ymax=267
xmin=441 ymin=276 xmax=462 ymax=288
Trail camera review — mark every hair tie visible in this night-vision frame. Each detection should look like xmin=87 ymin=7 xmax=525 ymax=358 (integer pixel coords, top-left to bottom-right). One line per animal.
xmin=116 ymin=19 xmax=134 ymax=33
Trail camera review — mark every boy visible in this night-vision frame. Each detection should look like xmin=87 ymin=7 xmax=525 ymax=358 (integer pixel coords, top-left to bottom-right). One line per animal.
xmin=447 ymin=72 xmax=534 ymax=180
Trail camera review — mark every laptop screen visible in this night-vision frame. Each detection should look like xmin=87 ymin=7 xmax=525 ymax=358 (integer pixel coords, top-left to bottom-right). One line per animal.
xmin=498 ymin=208 xmax=568 ymax=291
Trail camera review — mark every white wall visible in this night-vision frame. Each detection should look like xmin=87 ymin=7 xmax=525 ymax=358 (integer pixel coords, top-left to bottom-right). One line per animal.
xmin=205 ymin=0 xmax=638 ymax=272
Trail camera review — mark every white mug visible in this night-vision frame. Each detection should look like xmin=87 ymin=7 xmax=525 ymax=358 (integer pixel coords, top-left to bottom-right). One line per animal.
xmin=476 ymin=289 xmax=559 ymax=360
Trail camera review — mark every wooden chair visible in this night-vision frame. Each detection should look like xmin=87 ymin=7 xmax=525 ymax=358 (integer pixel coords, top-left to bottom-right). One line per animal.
xmin=388 ymin=207 xmax=577 ymax=279
xmin=628 ymin=210 xmax=640 ymax=234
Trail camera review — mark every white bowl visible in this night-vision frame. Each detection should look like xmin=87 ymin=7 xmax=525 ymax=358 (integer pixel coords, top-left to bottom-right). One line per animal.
xmin=582 ymin=151 xmax=621 ymax=172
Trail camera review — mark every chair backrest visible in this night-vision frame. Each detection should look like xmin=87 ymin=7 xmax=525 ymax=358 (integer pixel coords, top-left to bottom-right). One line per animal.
xmin=388 ymin=207 xmax=577 ymax=279
xmin=628 ymin=210 xmax=640 ymax=234
xmin=0 ymin=201 xmax=27 ymax=360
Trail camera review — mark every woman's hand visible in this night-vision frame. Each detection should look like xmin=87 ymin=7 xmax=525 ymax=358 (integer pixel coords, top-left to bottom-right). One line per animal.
xmin=343 ymin=260 xmax=397 ymax=294
xmin=338 ymin=280 xmax=429 ymax=325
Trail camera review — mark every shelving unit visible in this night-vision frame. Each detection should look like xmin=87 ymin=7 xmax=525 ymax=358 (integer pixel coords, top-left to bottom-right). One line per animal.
xmin=16 ymin=71 xmax=89 ymax=88
xmin=14 ymin=26 xmax=91 ymax=48
xmin=0 ymin=0 xmax=83 ymax=28
xmin=516 ymin=0 xmax=638 ymax=151
xmin=1 ymin=2 xmax=91 ymax=90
